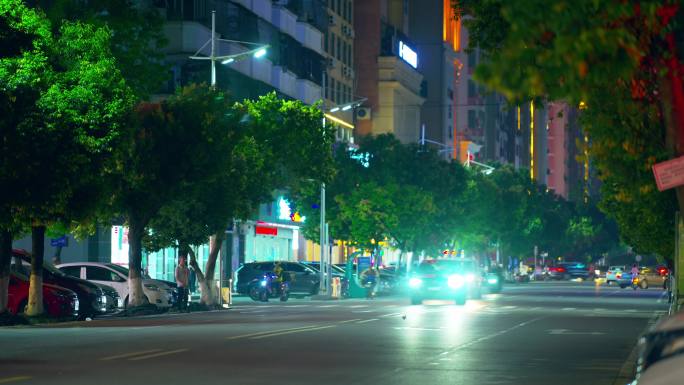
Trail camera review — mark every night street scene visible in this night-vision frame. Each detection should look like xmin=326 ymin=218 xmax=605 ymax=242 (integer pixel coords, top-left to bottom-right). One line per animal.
xmin=2 ymin=1 xmax=684 ymax=385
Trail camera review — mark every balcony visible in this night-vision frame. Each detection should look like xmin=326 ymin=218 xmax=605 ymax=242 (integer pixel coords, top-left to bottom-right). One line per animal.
xmin=297 ymin=79 xmax=322 ymax=105
xmin=272 ymin=66 xmax=298 ymax=98
xmin=378 ymin=56 xmax=423 ymax=96
xmin=296 ymin=21 xmax=323 ymax=54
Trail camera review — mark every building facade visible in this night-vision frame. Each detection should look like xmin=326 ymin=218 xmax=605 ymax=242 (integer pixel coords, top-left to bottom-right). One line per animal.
xmin=354 ymin=0 xmax=424 ymax=144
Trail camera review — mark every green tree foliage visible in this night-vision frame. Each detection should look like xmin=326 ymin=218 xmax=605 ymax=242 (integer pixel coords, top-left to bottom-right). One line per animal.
xmin=115 ymin=84 xmax=240 ymax=307
xmin=292 ymin=134 xmax=618 ymax=264
xmin=453 ymin=0 xmax=681 ymax=259
xmin=142 ymin=92 xmax=334 ymax=305
xmin=39 ymin=0 xmax=168 ymax=99
xmin=0 ymin=0 xmax=134 ymax=315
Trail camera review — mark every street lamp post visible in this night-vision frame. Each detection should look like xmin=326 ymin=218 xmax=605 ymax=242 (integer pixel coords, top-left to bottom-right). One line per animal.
xmin=316 ymin=99 xmax=366 ymax=297
xmin=189 ymin=11 xmax=269 ymax=88
xmin=187 ymin=10 xmax=268 ymax=305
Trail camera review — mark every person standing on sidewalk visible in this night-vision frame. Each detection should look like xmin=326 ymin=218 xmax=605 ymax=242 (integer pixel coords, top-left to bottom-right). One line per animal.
xmin=175 ymin=256 xmax=190 ymax=312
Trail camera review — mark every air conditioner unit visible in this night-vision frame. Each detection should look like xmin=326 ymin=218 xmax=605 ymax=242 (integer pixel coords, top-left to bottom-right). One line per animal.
xmin=348 ymin=69 xmax=355 ymax=79
xmin=356 ymin=107 xmax=371 ymax=120
xmin=329 ymin=15 xmax=336 ymax=26
xmin=327 ymin=57 xmax=336 ymax=69
xmin=349 ymin=29 xmax=355 ymax=39
xmin=341 ymin=25 xmax=348 ymax=35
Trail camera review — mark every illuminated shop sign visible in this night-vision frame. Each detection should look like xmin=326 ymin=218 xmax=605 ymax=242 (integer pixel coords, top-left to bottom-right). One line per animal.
xmin=278 ymin=197 xmax=305 ymax=222
xmin=399 ymin=41 xmax=418 ymax=69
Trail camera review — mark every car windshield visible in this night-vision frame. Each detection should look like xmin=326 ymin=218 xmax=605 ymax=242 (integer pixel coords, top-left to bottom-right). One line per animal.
xmin=417 ymin=259 xmax=476 ymax=274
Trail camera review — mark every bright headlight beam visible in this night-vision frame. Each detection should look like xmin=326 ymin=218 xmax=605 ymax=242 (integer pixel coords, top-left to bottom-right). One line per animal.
xmin=408 ymin=278 xmax=422 ymax=288
xmin=253 ymin=48 xmax=267 ymax=58
xmin=222 ymin=58 xmax=235 ymax=64
xmin=448 ymin=274 xmax=465 ymax=289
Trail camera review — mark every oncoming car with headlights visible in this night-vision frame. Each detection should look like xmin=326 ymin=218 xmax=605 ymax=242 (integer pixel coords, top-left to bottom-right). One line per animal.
xmin=408 ymin=258 xmax=482 ymax=305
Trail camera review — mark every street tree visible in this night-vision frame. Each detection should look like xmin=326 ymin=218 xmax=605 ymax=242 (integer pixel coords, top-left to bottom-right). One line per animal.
xmin=0 ymin=1 xmax=134 ymax=315
xmin=453 ymin=0 xmax=683 ymax=260
xmin=116 ymin=84 xmax=242 ymax=307
xmin=143 ymin=92 xmax=335 ymax=306
xmin=39 ymin=0 xmax=168 ymax=99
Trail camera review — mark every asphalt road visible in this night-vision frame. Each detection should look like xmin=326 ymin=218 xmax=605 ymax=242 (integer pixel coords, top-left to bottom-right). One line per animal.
xmin=0 ymin=281 xmax=669 ymax=385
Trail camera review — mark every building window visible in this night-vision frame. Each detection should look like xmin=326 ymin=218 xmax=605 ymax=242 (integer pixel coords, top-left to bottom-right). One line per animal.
xmin=324 ymin=31 xmax=328 ymax=52
xmin=447 ymin=88 xmax=453 ymax=100
xmin=468 ymin=110 xmax=476 ymax=129
xmin=448 ymin=126 xmax=453 ymax=139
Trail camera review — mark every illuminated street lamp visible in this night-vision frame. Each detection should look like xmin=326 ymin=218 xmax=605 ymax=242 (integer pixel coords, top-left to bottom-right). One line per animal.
xmin=189 ymin=10 xmax=269 ymax=87
xmin=315 ymin=99 xmax=366 ymax=297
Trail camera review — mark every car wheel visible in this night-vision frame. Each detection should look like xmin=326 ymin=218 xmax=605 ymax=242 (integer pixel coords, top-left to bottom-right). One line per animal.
xmin=410 ymin=296 xmax=422 ymax=305
xmin=619 ymin=284 xmax=626 ymax=289
xmin=641 ymin=280 xmax=649 ymax=289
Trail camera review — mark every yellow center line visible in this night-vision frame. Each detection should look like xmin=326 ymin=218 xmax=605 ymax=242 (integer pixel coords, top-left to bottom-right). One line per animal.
xmin=128 ymin=349 xmax=188 ymax=361
xmin=100 ymin=349 xmax=162 ymax=361
xmin=0 ymin=377 xmax=32 ymax=384
xmin=225 ymin=325 xmax=323 ymax=340
xmin=249 ymin=325 xmax=337 ymax=340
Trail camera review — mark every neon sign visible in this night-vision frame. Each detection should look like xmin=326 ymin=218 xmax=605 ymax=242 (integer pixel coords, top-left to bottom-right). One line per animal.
xmin=399 ymin=41 xmax=418 ymax=69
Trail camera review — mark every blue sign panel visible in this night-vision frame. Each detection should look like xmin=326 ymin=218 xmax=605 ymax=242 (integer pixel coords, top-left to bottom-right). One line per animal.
xmin=50 ymin=236 xmax=68 ymax=247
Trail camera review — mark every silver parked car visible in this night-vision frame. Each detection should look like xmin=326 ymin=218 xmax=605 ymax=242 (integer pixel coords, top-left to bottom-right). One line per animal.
xmin=57 ymin=262 xmax=175 ymax=308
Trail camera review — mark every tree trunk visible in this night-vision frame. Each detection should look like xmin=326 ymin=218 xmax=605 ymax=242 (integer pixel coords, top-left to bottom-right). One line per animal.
xmin=127 ymin=216 xmax=148 ymax=307
xmin=199 ymin=232 xmax=225 ymax=306
xmin=25 ymin=225 xmax=45 ymax=316
xmin=0 ymin=230 xmax=12 ymax=314
xmin=187 ymin=247 xmax=211 ymax=306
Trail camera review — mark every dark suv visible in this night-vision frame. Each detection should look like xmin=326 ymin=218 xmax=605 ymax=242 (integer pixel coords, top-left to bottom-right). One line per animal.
xmin=235 ymin=261 xmax=320 ymax=296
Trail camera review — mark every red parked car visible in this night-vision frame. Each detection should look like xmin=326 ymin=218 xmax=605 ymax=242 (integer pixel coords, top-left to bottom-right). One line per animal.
xmin=8 ymin=272 xmax=79 ymax=318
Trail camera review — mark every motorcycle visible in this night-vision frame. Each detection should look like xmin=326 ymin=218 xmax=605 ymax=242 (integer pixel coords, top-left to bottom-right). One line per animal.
xmin=248 ymin=272 xmax=290 ymax=302
xmin=631 ymin=275 xmax=641 ymax=290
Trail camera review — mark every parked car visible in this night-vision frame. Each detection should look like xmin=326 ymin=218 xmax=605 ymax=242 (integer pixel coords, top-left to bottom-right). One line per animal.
xmin=301 ymin=262 xmax=349 ymax=297
xmin=92 ymin=282 xmax=123 ymax=312
xmin=8 ymin=271 xmax=79 ymax=318
xmin=235 ymin=261 xmax=320 ymax=296
xmin=57 ymin=262 xmax=175 ymax=308
xmin=606 ymin=265 xmax=626 ymax=285
xmin=631 ymin=310 xmax=684 ymax=384
xmin=13 ymin=250 xmax=106 ymax=319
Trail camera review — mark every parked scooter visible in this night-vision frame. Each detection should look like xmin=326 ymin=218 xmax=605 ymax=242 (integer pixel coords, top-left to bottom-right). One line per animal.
xmin=248 ymin=272 xmax=289 ymax=302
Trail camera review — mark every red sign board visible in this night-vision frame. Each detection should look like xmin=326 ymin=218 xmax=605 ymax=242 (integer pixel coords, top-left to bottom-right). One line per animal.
xmin=653 ymin=155 xmax=684 ymax=191
xmin=255 ymin=225 xmax=277 ymax=236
